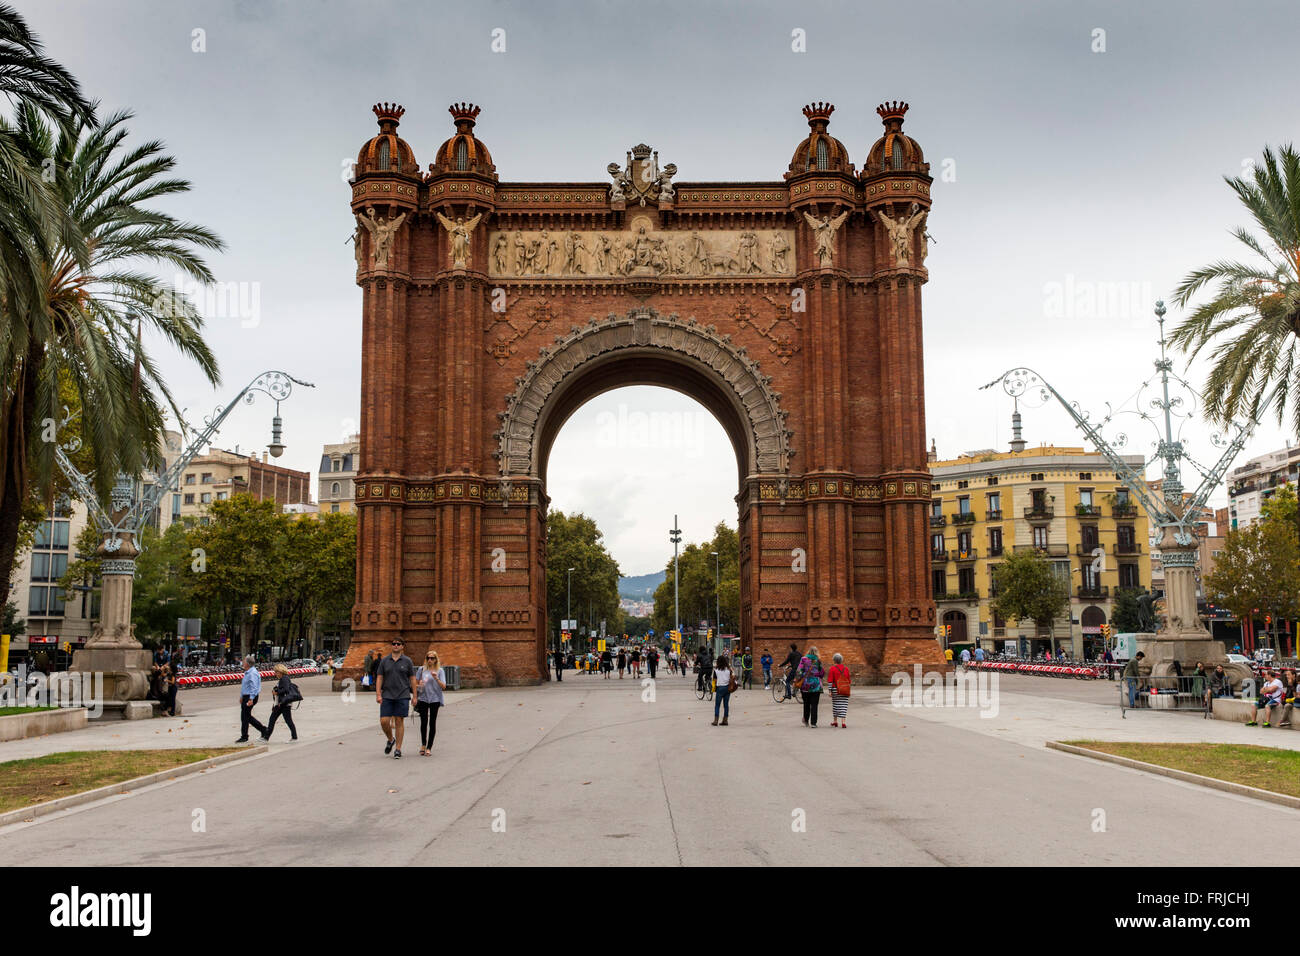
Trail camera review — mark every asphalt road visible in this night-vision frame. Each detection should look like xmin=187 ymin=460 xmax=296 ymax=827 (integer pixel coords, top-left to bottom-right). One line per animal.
xmin=0 ymin=669 xmax=1293 ymax=865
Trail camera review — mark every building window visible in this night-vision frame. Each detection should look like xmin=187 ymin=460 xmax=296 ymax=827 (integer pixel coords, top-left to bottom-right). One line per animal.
xmin=958 ymin=496 xmax=971 ymax=515
xmin=184 ymin=493 xmax=195 ymax=505
xmin=1031 ymin=473 xmax=1044 ymax=482
xmin=989 ymin=527 xmax=1003 ymax=556
xmin=34 ymin=521 xmax=69 ymax=549
xmin=931 ymin=499 xmax=942 ymax=518
xmin=1080 ymin=524 xmax=1098 ymax=551
xmin=931 ymin=533 xmax=944 ymax=554
xmin=1080 ymin=488 xmax=1093 ymax=507
xmin=184 ymin=474 xmax=195 ymax=485
xmin=1079 ymin=472 xmax=1092 ymax=481
xmin=957 ymin=531 xmax=972 ymax=554
xmin=987 ymin=476 xmax=998 ymax=486
xmin=957 ymin=480 xmax=969 ymax=489
xmin=331 ymin=481 xmax=341 ymax=497
xmin=456 ymin=138 xmax=469 ymax=170
xmin=172 ymin=494 xmax=181 ymax=518
xmin=331 ymin=503 xmax=340 ymax=513
xmin=200 ymin=473 xmax=213 ymax=484
xmin=332 ymin=459 xmax=341 ymax=472
xmin=1119 ymin=564 xmax=1140 ymax=589
xmin=1117 ymin=524 xmax=1135 ymax=550
xmin=958 ymin=568 xmax=975 ymax=593
xmin=987 ymin=491 xmax=1001 ymax=516
xmin=216 ymin=492 xmax=227 ymax=500
xmin=815 ymin=138 xmax=829 ymax=170
xmin=932 ymin=570 xmax=946 ymax=595
xmin=1033 ymin=525 xmax=1049 ymax=549
xmin=200 ymin=493 xmax=212 ymax=504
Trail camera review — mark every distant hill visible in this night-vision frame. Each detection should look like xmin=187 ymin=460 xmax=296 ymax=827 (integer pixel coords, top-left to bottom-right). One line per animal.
xmin=619 ymin=570 xmax=665 ymax=599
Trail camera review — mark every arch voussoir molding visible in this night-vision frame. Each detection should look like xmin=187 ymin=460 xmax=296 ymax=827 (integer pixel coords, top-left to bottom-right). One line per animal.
xmin=493 ymin=307 xmax=794 ymax=479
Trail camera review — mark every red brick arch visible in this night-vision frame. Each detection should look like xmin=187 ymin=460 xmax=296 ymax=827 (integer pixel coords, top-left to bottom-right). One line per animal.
xmin=343 ymin=102 xmax=947 ymax=686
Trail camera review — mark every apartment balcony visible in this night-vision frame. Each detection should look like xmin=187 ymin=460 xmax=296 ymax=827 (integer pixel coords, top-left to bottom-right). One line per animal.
xmin=931 ymin=550 xmax=948 ymax=563
xmin=1077 ymin=584 xmax=1109 ymax=599
xmin=988 ymin=545 xmax=1004 ymax=557
xmin=1115 ymin=541 xmax=1142 ymax=555
xmin=1024 ymin=505 xmax=1054 ymax=521
xmin=1111 ymin=503 xmax=1138 ymax=518
xmin=952 ymin=511 xmax=978 ymax=526
xmin=1075 ymin=542 xmax=1104 ymax=556
xmin=954 ymin=548 xmax=978 ymax=563
xmin=935 ymin=590 xmax=980 ymax=604
xmin=1074 ymin=504 xmax=1102 ymax=518
xmin=985 ymin=509 xmax=1003 ymax=521
xmin=1014 ymin=543 xmax=1068 ymax=557
xmin=929 ymin=514 xmax=947 ymax=527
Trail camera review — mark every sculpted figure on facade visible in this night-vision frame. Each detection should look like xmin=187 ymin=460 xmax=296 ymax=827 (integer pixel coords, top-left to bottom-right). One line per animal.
xmin=802 ymin=209 xmax=849 ymax=269
xmin=435 ymin=210 xmax=484 ymax=269
xmin=493 ymin=233 xmax=510 ymax=273
xmin=356 ymin=206 xmax=407 ymax=270
xmin=769 ymin=232 xmax=790 ymax=272
xmin=876 ymin=203 xmax=927 ymax=268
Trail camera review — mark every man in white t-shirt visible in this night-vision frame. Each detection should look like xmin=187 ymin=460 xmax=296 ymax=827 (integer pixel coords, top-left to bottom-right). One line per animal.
xmin=1249 ymin=670 xmax=1285 ymax=727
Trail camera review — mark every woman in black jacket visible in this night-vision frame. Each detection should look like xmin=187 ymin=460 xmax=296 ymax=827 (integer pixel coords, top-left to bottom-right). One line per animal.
xmin=265 ymin=663 xmax=299 ymax=740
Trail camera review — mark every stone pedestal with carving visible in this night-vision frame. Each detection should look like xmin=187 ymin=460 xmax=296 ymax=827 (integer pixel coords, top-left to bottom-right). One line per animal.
xmin=70 ymin=536 xmax=153 ymax=712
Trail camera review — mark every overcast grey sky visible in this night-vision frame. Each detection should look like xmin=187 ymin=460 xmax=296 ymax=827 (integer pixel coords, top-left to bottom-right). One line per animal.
xmin=20 ymin=0 xmax=1300 ymax=573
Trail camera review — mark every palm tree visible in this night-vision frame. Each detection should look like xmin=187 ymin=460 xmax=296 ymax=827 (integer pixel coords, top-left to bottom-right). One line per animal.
xmin=1169 ymin=144 xmax=1300 ymax=434
xmin=0 ymin=102 xmax=224 ymax=601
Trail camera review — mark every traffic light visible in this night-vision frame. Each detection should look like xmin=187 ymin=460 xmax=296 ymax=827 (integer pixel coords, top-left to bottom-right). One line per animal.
xmin=1100 ymin=624 xmax=1110 ymax=640
xmin=706 ymin=628 xmax=713 ymax=641
xmin=62 ymin=641 xmax=72 ymax=653
xmin=251 ymin=603 xmax=259 ymax=616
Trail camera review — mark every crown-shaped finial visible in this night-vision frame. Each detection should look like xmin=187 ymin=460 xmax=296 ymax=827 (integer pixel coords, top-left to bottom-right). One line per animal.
xmin=449 ymin=102 xmax=481 ymax=130
xmin=372 ymin=102 xmax=405 ymax=127
xmin=877 ymin=101 xmax=909 ymax=124
xmin=802 ymin=102 xmax=834 ymax=125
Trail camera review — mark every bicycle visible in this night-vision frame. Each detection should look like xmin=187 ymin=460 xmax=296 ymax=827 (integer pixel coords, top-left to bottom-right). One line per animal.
xmin=694 ymin=672 xmax=714 ymax=701
xmin=771 ymin=669 xmax=802 ymax=703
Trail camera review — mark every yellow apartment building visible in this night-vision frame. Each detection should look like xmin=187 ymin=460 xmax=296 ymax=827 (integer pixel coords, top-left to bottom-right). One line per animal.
xmin=928 ymin=441 xmax=1152 ymax=658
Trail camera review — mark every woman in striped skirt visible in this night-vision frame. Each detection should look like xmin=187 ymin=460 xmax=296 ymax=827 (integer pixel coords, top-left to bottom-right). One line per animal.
xmin=827 ymin=653 xmax=851 ymax=728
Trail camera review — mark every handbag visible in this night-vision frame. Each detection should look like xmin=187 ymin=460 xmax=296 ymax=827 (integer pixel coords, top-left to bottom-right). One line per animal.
xmin=727 ymin=671 xmax=738 ymax=693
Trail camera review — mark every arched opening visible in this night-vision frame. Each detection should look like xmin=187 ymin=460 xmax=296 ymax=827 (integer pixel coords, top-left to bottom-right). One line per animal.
xmin=942 ymin=609 xmax=968 ymax=648
xmin=1081 ymin=604 xmax=1107 ymax=660
xmin=541 ymin=384 xmax=741 ymax=667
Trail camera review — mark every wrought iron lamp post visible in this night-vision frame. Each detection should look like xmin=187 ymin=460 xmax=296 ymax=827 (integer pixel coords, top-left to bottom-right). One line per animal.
xmin=54 ymin=371 xmax=314 ymax=708
xmin=983 ymin=302 xmax=1254 ymax=677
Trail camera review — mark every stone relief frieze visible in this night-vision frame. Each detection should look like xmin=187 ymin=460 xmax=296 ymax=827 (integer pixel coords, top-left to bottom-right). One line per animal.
xmin=487 ymin=218 xmax=796 ymax=279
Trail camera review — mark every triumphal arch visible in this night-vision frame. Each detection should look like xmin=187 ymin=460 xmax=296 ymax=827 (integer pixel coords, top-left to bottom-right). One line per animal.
xmin=344 ymin=100 xmax=946 ymax=685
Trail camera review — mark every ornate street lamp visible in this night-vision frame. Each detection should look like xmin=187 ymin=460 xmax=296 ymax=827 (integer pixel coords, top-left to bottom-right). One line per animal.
xmin=54 ymin=371 xmax=314 ymax=708
xmin=983 ymin=302 xmax=1253 ymax=678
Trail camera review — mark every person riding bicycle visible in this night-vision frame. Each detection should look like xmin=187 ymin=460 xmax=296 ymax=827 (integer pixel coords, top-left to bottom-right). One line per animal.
xmin=780 ymin=643 xmax=800 ymax=697
xmin=695 ymin=645 xmax=714 ymax=692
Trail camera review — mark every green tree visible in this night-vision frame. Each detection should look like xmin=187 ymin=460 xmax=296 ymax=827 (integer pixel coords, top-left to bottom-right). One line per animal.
xmin=2 ymin=598 xmax=25 ymax=636
xmin=1 ymin=97 xmax=222 ymax=612
xmin=1170 ymin=144 xmax=1300 ymax=432
xmin=546 ymin=510 xmax=620 ymax=649
xmin=651 ymin=522 xmax=739 ymax=637
xmin=185 ymin=495 xmax=286 ymax=658
xmin=1204 ymin=514 xmax=1300 ymax=638
xmin=1110 ymin=587 xmax=1146 ymax=632
xmin=990 ymin=550 xmax=1069 ymax=647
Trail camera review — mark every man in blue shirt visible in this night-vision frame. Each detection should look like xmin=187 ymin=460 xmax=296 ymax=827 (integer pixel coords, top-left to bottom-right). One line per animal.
xmin=238 ymin=655 xmax=269 ymax=742
xmin=973 ymin=646 xmax=985 ymax=663
xmin=760 ymin=649 xmax=773 ymax=688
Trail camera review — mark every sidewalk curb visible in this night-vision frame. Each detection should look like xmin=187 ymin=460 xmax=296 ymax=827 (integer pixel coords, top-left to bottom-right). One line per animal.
xmin=0 ymin=746 xmax=269 ymax=828
xmin=1046 ymin=741 xmax=1300 ymax=811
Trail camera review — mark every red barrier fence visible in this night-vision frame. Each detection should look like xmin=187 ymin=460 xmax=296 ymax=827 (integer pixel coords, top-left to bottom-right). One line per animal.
xmin=175 ymin=666 xmax=319 ymax=688
xmin=968 ymin=660 xmax=1103 ymax=679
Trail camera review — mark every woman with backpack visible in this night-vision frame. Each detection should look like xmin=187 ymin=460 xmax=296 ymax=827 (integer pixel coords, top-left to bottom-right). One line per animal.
xmin=415 ymin=650 xmax=447 ymax=756
xmin=795 ymin=646 xmax=826 ymax=728
xmin=826 ymin=653 xmax=851 ymax=728
xmin=266 ymin=662 xmax=301 ymax=740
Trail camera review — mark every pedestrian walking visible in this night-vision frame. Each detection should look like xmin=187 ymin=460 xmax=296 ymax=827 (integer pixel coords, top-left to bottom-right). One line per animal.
xmin=415 ymin=650 xmax=446 ymax=756
xmin=826 ymin=653 xmax=850 ymax=728
xmin=1103 ymin=647 xmax=1115 ymax=680
xmin=741 ymin=647 xmax=753 ymax=689
xmin=375 ymin=638 xmax=417 ymax=758
xmin=266 ymin=663 xmax=301 ymax=741
xmin=711 ymin=654 xmax=733 ymax=726
xmin=647 ymin=646 xmax=659 ymax=679
xmin=554 ymin=646 xmax=564 ymax=682
xmin=795 ymin=646 xmax=826 ymax=728
xmin=760 ymin=649 xmax=773 ymax=688
xmin=601 ymin=647 xmax=613 ymax=678
xmin=1122 ymin=651 xmax=1145 ymax=708
xmin=617 ymin=647 xmax=627 ymax=679
xmin=631 ymin=648 xmax=641 ymax=678
xmin=237 ymin=655 xmax=269 ymax=742
xmin=158 ymin=662 xmax=178 ymax=717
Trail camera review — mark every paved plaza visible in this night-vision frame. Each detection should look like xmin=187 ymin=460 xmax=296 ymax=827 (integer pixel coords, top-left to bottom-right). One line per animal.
xmin=0 ymin=671 xmax=1294 ymax=866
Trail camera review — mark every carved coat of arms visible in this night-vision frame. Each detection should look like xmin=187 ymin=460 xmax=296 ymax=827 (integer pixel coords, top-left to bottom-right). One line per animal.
xmin=607 ymin=144 xmax=676 ymax=205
